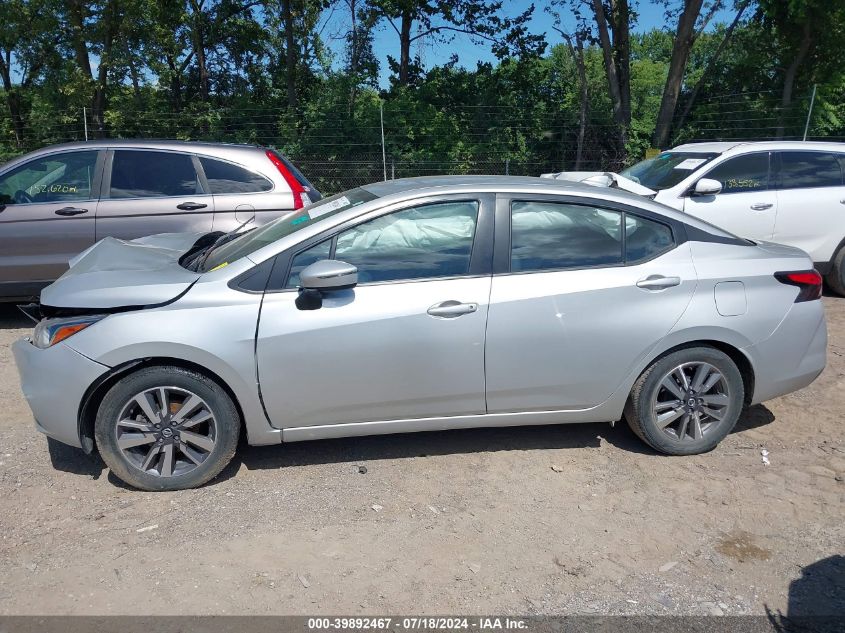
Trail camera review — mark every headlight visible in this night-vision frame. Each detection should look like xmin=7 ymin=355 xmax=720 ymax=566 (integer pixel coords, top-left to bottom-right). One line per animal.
xmin=32 ymin=315 xmax=106 ymax=349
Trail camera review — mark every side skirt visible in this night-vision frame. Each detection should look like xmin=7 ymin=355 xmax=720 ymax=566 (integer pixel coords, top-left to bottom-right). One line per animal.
xmin=281 ymin=409 xmax=614 ymax=443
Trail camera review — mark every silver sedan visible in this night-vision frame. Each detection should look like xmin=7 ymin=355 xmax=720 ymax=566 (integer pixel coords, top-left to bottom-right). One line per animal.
xmin=13 ymin=176 xmax=827 ymax=491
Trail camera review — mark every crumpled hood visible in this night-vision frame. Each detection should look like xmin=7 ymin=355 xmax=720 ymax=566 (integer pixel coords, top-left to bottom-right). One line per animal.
xmin=540 ymin=171 xmax=657 ymax=197
xmin=41 ymin=232 xmax=207 ymax=310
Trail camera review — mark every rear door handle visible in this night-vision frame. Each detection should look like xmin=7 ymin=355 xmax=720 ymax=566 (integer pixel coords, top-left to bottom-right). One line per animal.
xmin=176 ymin=201 xmax=208 ymax=210
xmin=750 ymin=203 xmax=773 ymax=210
xmin=54 ymin=207 xmax=89 ymax=216
xmin=427 ymin=300 xmax=478 ymax=318
xmin=636 ymin=275 xmax=681 ymax=290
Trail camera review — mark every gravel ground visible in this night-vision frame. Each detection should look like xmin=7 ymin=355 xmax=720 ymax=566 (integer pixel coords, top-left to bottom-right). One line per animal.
xmin=0 ymin=299 xmax=842 ymax=617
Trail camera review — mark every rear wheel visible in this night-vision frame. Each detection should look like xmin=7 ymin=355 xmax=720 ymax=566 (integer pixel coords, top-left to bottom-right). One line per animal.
xmin=824 ymin=246 xmax=845 ymax=297
xmin=625 ymin=347 xmax=744 ymax=455
xmin=94 ymin=366 xmax=239 ymax=491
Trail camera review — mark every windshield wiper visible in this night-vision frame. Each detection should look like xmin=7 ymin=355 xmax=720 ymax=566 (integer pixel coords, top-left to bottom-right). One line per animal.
xmin=193 ymin=218 xmax=256 ymax=271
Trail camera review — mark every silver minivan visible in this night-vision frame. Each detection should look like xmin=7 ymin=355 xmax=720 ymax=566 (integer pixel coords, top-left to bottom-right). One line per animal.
xmin=0 ymin=140 xmax=320 ymax=300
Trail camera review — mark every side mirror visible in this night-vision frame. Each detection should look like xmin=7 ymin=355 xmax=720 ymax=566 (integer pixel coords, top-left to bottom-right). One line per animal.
xmin=299 ymin=259 xmax=358 ymax=291
xmin=692 ymin=178 xmax=722 ymax=196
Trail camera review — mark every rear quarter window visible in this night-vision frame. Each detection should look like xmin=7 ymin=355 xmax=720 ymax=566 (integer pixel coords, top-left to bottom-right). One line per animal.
xmin=199 ymin=157 xmax=273 ymax=194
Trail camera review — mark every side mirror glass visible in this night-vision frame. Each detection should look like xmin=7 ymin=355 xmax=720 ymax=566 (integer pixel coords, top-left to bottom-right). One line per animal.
xmin=692 ymin=178 xmax=722 ymax=196
xmin=299 ymin=259 xmax=358 ymax=291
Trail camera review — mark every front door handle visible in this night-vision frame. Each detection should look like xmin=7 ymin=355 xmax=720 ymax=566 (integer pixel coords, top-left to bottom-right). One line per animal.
xmin=750 ymin=203 xmax=773 ymax=211
xmin=54 ymin=206 xmax=89 ymax=216
xmin=636 ymin=275 xmax=681 ymax=290
xmin=427 ymin=300 xmax=478 ymax=318
xmin=176 ymin=201 xmax=208 ymax=211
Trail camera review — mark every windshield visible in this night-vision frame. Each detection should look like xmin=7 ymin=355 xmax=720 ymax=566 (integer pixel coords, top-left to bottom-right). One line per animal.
xmin=621 ymin=152 xmax=719 ymax=191
xmin=200 ymin=187 xmax=379 ymax=272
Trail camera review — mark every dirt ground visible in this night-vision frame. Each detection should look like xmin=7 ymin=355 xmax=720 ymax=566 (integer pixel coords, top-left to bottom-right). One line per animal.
xmin=0 ymin=298 xmax=842 ymax=617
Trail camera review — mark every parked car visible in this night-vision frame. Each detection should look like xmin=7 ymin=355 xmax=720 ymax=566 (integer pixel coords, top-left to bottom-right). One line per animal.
xmin=13 ymin=176 xmax=827 ymax=491
xmin=0 ymin=140 xmax=320 ymax=300
xmin=544 ymin=141 xmax=845 ymax=294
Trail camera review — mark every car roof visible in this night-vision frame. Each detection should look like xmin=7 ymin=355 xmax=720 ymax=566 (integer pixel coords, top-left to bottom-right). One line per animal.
xmin=672 ymin=140 xmax=845 ymax=154
xmin=357 ymin=175 xmax=738 ymax=238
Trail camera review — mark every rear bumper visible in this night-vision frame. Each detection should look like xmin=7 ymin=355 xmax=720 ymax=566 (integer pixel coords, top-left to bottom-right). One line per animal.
xmin=12 ymin=337 xmax=109 ymax=449
xmin=745 ymin=301 xmax=827 ymax=404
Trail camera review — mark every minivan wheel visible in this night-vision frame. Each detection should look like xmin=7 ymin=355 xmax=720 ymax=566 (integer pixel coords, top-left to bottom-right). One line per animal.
xmin=824 ymin=247 xmax=845 ymax=297
xmin=624 ymin=347 xmax=744 ymax=455
xmin=94 ymin=366 xmax=240 ymax=491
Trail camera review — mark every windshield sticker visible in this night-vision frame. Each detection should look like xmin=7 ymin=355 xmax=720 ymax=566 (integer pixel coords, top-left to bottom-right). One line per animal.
xmin=209 ymin=262 xmax=228 ymax=271
xmin=674 ymin=158 xmax=708 ymax=170
xmin=309 ymin=195 xmax=351 ymax=219
xmin=290 ymin=216 xmax=309 ymax=226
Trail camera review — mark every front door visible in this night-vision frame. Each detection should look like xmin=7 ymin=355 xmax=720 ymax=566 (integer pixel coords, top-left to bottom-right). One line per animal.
xmin=95 ymin=149 xmax=214 ymax=241
xmin=485 ymin=197 xmax=697 ymax=412
xmin=256 ymin=197 xmax=492 ymax=429
xmin=0 ymin=149 xmax=103 ymax=295
xmin=684 ymin=152 xmax=776 ymax=241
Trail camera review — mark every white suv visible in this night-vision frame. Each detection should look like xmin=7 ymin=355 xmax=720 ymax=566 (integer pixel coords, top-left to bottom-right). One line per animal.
xmin=619 ymin=141 xmax=845 ymax=295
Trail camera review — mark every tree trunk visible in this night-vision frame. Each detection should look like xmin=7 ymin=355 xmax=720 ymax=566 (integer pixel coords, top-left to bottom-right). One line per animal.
xmin=0 ymin=53 xmax=26 ymax=147
xmin=651 ymin=0 xmax=705 ymax=149
xmin=189 ymin=0 xmax=210 ymax=102
xmin=283 ymin=0 xmax=297 ymax=108
xmin=398 ymin=10 xmax=413 ymax=86
xmin=591 ymin=0 xmax=629 ymax=159
xmin=674 ymin=0 xmax=750 ymax=139
xmin=562 ymin=33 xmax=588 ymax=170
xmin=776 ymin=20 xmax=812 ymax=138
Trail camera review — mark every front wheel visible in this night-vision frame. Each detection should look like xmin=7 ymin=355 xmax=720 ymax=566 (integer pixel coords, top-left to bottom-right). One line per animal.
xmin=94 ymin=366 xmax=240 ymax=491
xmin=624 ymin=347 xmax=745 ymax=455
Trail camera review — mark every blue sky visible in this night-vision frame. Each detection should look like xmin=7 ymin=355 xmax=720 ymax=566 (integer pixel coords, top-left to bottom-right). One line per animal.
xmin=321 ymin=0 xmax=737 ymax=86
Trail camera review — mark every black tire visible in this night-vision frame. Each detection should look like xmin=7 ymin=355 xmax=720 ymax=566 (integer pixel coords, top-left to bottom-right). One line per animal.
xmin=95 ymin=366 xmax=240 ymax=491
xmin=624 ymin=346 xmax=744 ymax=455
xmin=824 ymin=247 xmax=845 ymax=297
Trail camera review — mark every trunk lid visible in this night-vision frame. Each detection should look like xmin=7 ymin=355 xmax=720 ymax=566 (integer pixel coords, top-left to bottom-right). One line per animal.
xmin=540 ymin=171 xmax=657 ymax=197
xmin=40 ymin=232 xmax=207 ymax=310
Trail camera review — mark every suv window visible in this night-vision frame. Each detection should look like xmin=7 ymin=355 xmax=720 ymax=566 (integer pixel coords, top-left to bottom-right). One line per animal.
xmin=286 ymin=200 xmax=479 ymax=286
xmin=778 ymin=151 xmax=843 ymax=189
xmin=199 ymin=157 xmax=273 ymax=194
xmin=0 ymin=151 xmax=98 ymax=205
xmin=702 ymin=153 xmax=769 ymax=194
xmin=109 ymin=150 xmax=202 ymax=199
xmin=510 ymin=201 xmax=624 ymax=272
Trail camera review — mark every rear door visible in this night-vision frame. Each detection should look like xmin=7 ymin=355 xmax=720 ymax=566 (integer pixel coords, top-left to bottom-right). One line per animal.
xmin=772 ymin=150 xmax=845 ymax=263
xmin=684 ymin=152 xmax=777 ymax=240
xmin=95 ymin=149 xmax=214 ymax=241
xmin=0 ymin=149 xmax=103 ymax=294
xmin=485 ymin=195 xmax=697 ymax=412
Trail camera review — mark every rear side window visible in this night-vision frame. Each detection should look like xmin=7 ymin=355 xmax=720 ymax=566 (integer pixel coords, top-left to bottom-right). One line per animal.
xmin=703 ymin=153 xmax=769 ymax=194
xmin=109 ymin=150 xmax=202 ymax=199
xmin=199 ymin=157 xmax=273 ymax=194
xmin=626 ymin=216 xmax=674 ymax=263
xmin=510 ymin=201 xmax=624 ymax=272
xmin=778 ymin=152 xmax=843 ymax=189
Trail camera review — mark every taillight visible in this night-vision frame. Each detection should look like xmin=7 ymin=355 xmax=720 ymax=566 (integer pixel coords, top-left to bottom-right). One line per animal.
xmin=774 ymin=270 xmax=823 ymax=302
xmin=266 ymin=150 xmax=307 ymax=209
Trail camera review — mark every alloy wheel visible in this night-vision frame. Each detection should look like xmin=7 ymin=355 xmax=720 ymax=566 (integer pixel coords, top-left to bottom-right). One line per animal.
xmin=114 ymin=386 xmax=217 ymax=477
xmin=651 ymin=362 xmax=731 ymax=442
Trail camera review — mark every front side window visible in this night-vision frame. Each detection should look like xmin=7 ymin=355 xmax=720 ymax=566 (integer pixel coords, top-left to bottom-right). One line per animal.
xmin=199 ymin=157 xmax=273 ymax=194
xmin=510 ymin=201 xmax=624 ymax=272
xmin=703 ymin=153 xmax=769 ymax=194
xmin=287 ymin=240 xmax=331 ymax=288
xmin=109 ymin=150 xmax=202 ymax=199
xmin=0 ymin=151 xmax=98 ymax=205
xmin=334 ymin=200 xmax=479 ymax=284
xmin=778 ymin=152 xmax=843 ymax=189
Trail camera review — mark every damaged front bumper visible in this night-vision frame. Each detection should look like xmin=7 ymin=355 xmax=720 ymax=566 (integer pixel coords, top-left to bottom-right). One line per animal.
xmin=12 ymin=337 xmax=110 ymax=450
